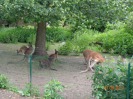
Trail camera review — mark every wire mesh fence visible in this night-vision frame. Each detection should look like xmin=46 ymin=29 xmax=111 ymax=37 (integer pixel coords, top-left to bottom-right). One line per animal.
xmin=0 ymin=48 xmax=93 ymax=99
xmin=0 ymin=43 xmax=132 ymax=99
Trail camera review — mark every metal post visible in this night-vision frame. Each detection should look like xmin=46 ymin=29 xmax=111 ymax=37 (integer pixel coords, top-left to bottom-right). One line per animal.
xmin=29 ymin=55 xmax=32 ymax=83
xmin=127 ymin=63 xmax=131 ymax=99
xmin=29 ymin=55 xmax=32 ymax=94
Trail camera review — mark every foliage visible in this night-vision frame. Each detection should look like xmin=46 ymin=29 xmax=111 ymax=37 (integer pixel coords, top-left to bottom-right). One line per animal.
xmin=46 ymin=27 xmax=72 ymax=42
xmin=0 ymin=74 xmax=9 ymax=89
xmin=92 ymin=61 xmax=133 ymax=99
xmin=1 ymin=0 xmax=68 ymax=25
xmin=96 ymin=30 xmax=133 ymax=56
xmin=124 ymin=12 xmax=133 ymax=35
xmin=66 ymin=0 xmax=131 ymax=32
xmin=0 ymin=27 xmax=71 ymax=44
xmin=105 ymin=22 xmax=125 ymax=31
xmin=0 ymin=74 xmax=19 ymax=93
xmin=18 ymin=83 xmax=40 ymax=97
xmin=72 ymin=29 xmax=99 ymax=51
xmin=0 ymin=27 xmax=35 ymax=43
xmin=59 ymin=41 xmax=73 ymax=55
xmin=8 ymin=84 xmax=19 ymax=93
xmin=27 ymin=33 xmax=36 ymax=44
xmin=58 ymin=29 xmax=102 ymax=55
xmin=46 ymin=42 xmax=51 ymax=51
xmin=43 ymin=79 xmax=64 ymax=99
xmin=58 ymin=28 xmax=133 ymax=56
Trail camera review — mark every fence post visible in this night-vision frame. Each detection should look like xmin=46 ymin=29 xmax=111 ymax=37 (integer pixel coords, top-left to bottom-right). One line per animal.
xmin=127 ymin=63 xmax=131 ymax=99
xmin=29 ymin=55 xmax=32 ymax=94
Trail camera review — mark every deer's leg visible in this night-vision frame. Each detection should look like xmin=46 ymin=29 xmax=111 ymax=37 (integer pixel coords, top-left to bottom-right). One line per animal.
xmin=55 ymin=55 xmax=58 ymax=61
xmin=80 ymin=58 xmax=92 ymax=73
xmin=84 ymin=57 xmax=88 ymax=65
xmin=89 ymin=60 xmax=97 ymax=72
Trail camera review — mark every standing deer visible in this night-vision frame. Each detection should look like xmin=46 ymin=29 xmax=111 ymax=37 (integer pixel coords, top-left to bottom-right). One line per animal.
xmin=80 ymin=49 xmax=105 ymax=73
xmin=83 ymin=49 xmax=93 ymax=65
xmin=22 ymin=43 xmax=34 ymax=61
xmin=48 ymin=49 xmax=58 ymax=62
xmin=39 ymin=49 xmax=58 ymax=71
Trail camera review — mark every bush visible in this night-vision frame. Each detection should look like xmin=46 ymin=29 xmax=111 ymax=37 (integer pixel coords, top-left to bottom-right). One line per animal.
xmin=124 ymin=12 xmax=133 ymax=35
xmin=73 ymin=29 xmax=95 ymax=51
xmin=0 ymin=27 xmax=35 ymax=43
xmin=95 ymin=30 xmax=133 ymax=56
xmin=43 ymin=79 xmax=64 ymax=99
xmin=46 ymin=27 xmax=72 ymax=42
xmin=0 ymin=74 xmax=9 ymax=89
xmin=105 ymin=21 xmax=125 ymax=31
xmin=58 ymin=29 xmax=103 ymax=55
xmin=18 ymin=83 xmax=40 ymax=97
xmin=0 ymin=27 xmax=72 ymax=43
xmin=92 ymin=62 xmax=133 ymax=99
xmin=59 ymin=28 xmax=133 ymax=56
xmin=27 ymin=33 xmax=36 ymax=44
xmin=59 ymin=41 xmax=73 ymax=55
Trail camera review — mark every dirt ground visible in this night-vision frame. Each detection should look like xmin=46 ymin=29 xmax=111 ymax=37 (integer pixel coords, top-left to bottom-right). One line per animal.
xmin=0 ymin=43 xmax=94 ymax=99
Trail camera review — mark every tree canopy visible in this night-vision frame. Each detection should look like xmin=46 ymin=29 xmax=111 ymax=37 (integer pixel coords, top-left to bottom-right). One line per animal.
xmin=0 ymin=0 xmax=132 ymax=57
xmin=63 ymin=0 xmax=132 ymax=32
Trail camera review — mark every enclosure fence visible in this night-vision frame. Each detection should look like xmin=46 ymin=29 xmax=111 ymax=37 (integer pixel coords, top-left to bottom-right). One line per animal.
xmin=28 ymin=55 xmax=132 ymax=99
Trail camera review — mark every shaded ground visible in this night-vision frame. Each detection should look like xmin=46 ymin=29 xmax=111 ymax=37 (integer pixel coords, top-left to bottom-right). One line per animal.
xmin=0 ymin=43 xmax=94 ymax=99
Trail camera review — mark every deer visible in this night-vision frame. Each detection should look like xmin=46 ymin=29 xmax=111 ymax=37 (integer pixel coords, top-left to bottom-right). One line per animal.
xmin=83 ymin=49 xmax=93 ymax=65
xmin=17 ymin=45 xmax=28 ymax=55
xmin=17 ymin=42 xmax=33 ymax=55
xmin=48 ymin=49 xmax=58 ymax=62
xmin=22 ymin=43 xmax=34 ymax=62
xmin=39 ymin=49 xmax=58 ymax=71
xmin=80 ymin=49 xmax=105 ymax=73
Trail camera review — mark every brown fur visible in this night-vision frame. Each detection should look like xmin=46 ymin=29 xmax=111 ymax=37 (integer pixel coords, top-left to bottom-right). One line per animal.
xmin=83 ymin=49 xmax=93 ymax=64
xmin=39 ymin=59 xmax=57 ymax=71
xmin=48 ymin=49 xmax=58 ymax=62
xmin=38 ymin=49 xmax=58 ymax=71
xmin=23 ymin=44 xmax=33 ymax=60
xmin=81 ymin=49 xmax=105 ymax=73
xmin=17 ymin=45 xmax=28 ymax=55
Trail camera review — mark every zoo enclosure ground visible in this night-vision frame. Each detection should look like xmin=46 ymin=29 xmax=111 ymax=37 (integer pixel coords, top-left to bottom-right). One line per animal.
xmin=0 ymin=43 xmax=94 ymax=99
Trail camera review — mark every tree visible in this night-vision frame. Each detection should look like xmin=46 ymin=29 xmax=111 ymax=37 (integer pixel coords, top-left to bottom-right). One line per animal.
xmin=64 ymin=0 xmax=132 ymax=32
xmin=1 ymin=0 xmax=67 ymax=55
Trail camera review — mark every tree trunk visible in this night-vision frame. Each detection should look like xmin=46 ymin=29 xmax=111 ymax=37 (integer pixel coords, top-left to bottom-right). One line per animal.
xmin=33 ymin=22 xmax=47 ymax=56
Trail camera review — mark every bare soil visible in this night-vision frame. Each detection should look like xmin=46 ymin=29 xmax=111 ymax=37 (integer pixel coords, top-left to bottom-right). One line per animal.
xmin=0 ymin=43 xmax=94 ymax=99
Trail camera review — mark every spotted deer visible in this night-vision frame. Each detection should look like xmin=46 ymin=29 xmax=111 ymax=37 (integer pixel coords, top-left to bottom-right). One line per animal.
xmin=80 ymin=49 xmax=105 ymax=73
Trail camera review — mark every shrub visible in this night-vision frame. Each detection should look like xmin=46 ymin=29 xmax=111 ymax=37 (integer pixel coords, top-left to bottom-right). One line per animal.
xmin=105 ymin=21 xmax=125 ymax=31
xmin=58 ymin=41 xmax=73 ymax=55
xmin=0 ymin=27 xmax=72 ymax=43
xmin=92 ymin=62 xmax=133 ymax=99
xmin=0 ymin=74 xmax=9 ymax=89
xmin=43 ymin=79 xmax=64 ymax=99
xmin=18 ymin=83 xmax=40 ymax=97
xmin=0 ymin=74 xmax=19 ymax=93
xmin=46 ymin=27 xmax=72 ymax=42
xmin=27 ymin=33 xmax=36 ymax=44
xmin=73 ymin=30 xmax=95 ymax=51
xmin=93 ymin=29 xmax=133 ymax=56
xmin=124 ymin=12 xmax=133 ymax=35
xmin=0 ymin=27 xmax=35 ymax=43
